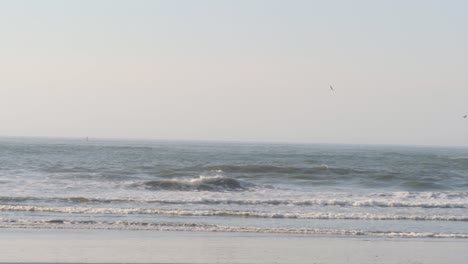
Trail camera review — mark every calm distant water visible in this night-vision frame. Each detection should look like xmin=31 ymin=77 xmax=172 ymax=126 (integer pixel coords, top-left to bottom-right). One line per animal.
xmin=1 ymin=137 xmax=467 ymax=238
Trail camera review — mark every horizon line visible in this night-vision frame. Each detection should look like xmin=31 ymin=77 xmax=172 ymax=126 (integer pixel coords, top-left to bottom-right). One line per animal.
xmin=0 ymin=135 xmax=467 ymax=149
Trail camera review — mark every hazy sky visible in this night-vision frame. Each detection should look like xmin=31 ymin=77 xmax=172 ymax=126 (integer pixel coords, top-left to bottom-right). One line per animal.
xmin=1 ymin=0 xmax=467 ymax=146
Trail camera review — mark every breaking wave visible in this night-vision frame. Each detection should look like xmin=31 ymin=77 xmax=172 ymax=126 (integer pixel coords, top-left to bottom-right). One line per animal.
xmin=132 ymin=175 xmax=254 ymax=191
xmin=1 ymin=191 xmax=467 ymax=208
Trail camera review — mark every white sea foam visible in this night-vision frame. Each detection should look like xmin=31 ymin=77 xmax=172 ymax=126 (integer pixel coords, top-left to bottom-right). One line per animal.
xmin=1 ymin=218 xmax=467 ymax=239
xmin=1 ymin=204 xmax=466 ymax=221
xmin=2 ymin=191 xmax=467 ymax=208
xmin=449 ymin=156 xmax=468 ymax=160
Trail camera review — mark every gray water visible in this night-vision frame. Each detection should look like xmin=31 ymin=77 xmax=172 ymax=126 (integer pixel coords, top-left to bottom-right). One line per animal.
xmin=1 ymin=137 xmax=467 ymax=238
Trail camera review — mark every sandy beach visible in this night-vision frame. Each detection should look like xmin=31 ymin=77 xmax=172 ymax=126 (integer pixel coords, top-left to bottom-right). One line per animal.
xmin=1 ymin=229 xmax=467 ymax=263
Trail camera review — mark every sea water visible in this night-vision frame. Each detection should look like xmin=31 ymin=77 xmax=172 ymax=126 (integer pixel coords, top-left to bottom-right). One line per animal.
xmin=0 ymin=137 xmax=467 ymax=238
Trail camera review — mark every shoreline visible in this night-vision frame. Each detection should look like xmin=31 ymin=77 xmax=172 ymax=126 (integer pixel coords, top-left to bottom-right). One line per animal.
xmin=1 ymin=229 xmax=467 ymax=263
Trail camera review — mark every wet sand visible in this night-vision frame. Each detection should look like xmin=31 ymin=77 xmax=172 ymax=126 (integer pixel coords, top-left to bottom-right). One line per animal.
xmin=0 ymin=229 xmax=467 ymax=263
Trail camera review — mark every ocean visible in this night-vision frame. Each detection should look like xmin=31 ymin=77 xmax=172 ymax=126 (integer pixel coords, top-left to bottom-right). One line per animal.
xmin=1 ymin=137 xmax=467 ymax=239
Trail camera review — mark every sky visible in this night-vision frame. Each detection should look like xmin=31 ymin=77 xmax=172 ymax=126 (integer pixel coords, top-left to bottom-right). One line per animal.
xmin=0 ymin=0 xmax=467 ymax=146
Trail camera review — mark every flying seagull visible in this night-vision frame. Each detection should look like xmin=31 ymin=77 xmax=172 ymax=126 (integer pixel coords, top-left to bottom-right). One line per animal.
xmin=463 ymin=115 xmax=467 ymax=119
xmin=329 ymin=85 xmax=334 ymax=92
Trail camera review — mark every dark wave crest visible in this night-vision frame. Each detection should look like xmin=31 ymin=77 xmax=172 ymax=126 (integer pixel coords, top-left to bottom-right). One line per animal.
xmin=132 ymin=176 xmax=253 ymax=192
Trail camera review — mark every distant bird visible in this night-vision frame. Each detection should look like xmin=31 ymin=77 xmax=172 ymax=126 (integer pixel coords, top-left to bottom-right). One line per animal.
xmin=329 ymin=85 xmax=334 ymax=92
xmin=463 ymin=115 xmax=467 ymax=119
